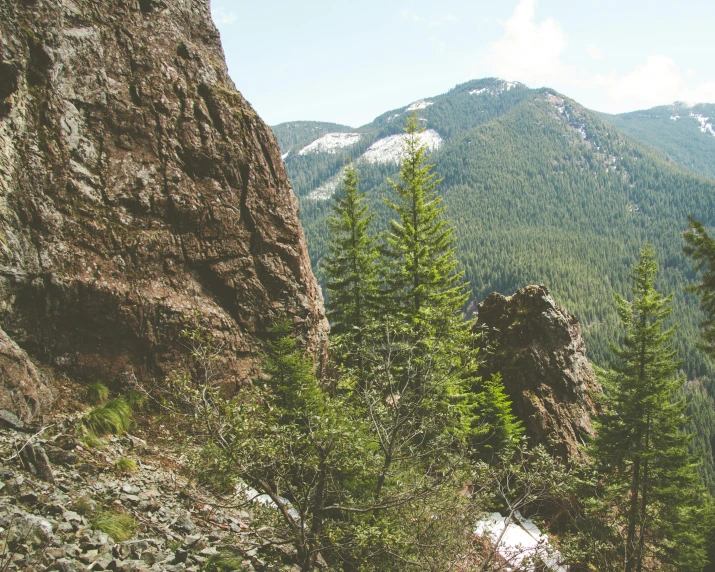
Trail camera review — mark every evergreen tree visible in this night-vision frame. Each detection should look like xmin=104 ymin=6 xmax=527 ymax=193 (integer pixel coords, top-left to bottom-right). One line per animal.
xmin=381 ymin=113 xmax=469 ymax=328
xmin=591 ymin=244 xmax=704 ymax=571
xmin=322 ymin=164 xmax=378 ymax=366
xmin=684 ymin=216 xmax=715 ymax=359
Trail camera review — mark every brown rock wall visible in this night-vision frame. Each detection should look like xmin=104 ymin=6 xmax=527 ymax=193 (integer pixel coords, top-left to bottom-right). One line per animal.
xmin=0 ymin=0 xmax=328 ymax=401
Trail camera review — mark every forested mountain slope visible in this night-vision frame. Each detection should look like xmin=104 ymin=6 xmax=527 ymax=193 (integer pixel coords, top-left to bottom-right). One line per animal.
xmin=275 ymin=78 xmax=715 ymax=489
xmin=601 ymin=102 xmax=715 ymax=180
xmin=276 ymin=78 xmax=715 ymax=375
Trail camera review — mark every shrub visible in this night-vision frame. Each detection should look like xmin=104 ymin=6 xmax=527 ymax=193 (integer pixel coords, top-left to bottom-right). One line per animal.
xmin=86 ymin=382 xmax=109 ymax=405
xmin=124 ymin=390 xmax=148 ymax=412
xmin=84 ymin=398 xmax=133 ymax=436
xmin=203 ymin=551 xmax=248 ymax=572
xmin=82 ymin=432 xmax=104 ymax=449
xmin=72 ymin=496 xmax=95 ymax=516
xmin=92 ymin=511 xmax=136 ymax=541
xmin=114 ymin=457 xmax=137 ymax=473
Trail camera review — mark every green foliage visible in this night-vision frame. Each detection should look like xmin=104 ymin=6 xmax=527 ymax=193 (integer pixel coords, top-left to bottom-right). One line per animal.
xmin=92 ymin=511 xmax=136 ymax=542
xmin=124 ymin=390 xmax=148 ymax=412
xmin=286 ymin=79 xmax=715 ymax=490
xmin=381 ymin=113 xmax=468 ymax=325
xmin=684 ymin=216 xmax=715 ymax=359
xmin=590 ymin=245 xmax=705 ymax=570
xmin=202 ymin=550 xmax=247 ymax=572
xmin=81 ymin=432 xmax=104 ymax=449
xmin=85 ymin=382 xmax=109 ymax=405
xmin=602 ymin=103 xmax=715 ymax=181
xmin=83 ymin=398 xmax=133 ymax=436
xmin=470 ymin=374 xmax=523 ymax=460
xmin=322 ymin=163 xmax=379 ymax=366
xmin=71 ymin=496 xmax=94 ymax=516
xmin=114 ymin=457 xmax=137 ymax=473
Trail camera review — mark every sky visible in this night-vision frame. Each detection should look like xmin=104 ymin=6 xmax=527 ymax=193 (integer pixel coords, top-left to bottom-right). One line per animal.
xmin=210 ymin=0 xmax=715 ymax=127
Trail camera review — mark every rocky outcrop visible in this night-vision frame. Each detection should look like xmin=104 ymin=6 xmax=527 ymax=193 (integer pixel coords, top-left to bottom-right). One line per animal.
xmin=0 ymin=327 xmax=52 ymax=423
xmin=475 ymin=285 xmax=601 ymax=459
xmin=0 ymin=0 xmax=328 ymax=398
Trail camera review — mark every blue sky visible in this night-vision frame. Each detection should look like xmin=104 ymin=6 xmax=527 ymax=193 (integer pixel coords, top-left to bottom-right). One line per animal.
xmin=210 ymin=0 xmax=715 ymax=127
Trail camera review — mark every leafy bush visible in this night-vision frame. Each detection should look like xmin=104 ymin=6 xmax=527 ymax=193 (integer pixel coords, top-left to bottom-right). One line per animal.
xmin=92 ymin=511 xmax=136 ymax=541
xmin=114 ymin=457 xmax=137 ymax=473
xmin=84 ymin=398 xmax=133 ymax=436
xmin=86 ymin=382 xmax=109 ymax=405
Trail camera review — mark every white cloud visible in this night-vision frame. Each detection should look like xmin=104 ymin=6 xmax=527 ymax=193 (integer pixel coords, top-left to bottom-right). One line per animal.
xmin=481 ymin=0 xmax=568 ymax=84
xmin=592 ymin=54 xmax=715 ymax=111
xmin=586 ymin=44 xmax=603 ymax=61
xmin=400 ymin=9 xmax=458 ymax=27
xmin=211 ymin=8 xmax=237 ymax=26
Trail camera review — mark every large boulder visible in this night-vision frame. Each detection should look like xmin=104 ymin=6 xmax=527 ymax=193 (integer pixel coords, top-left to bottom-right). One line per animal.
xmin=475 ymin=285 xmax=601 ymax=459
xmin=0 ymin=326 xmax=52 ymax=422
xmin=0 ymin=0 xmax=328 ymax=387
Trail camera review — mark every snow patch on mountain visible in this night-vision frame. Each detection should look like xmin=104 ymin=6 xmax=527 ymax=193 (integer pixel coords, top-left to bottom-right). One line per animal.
xmin=281 ymin=151 xmax=290 ymax=160
xmin=690 ymin=112 xmax=715 ymax=137
xmin=307 ymin=169 xmax=345 ymax=201
xmin=470 ymin=79 xmax=522 ymax=97
xmin=475 ymin=512 xmax=566 ymax=571
xmin=298 ymin=132 xmax=362 ymax=155
xmin=362 ymin=130 xmax=443 ymax=165
xmin=670 ymin=115 xmax=680 ymax=121
xmin=406 ymin=100 xmax=434 ymax=111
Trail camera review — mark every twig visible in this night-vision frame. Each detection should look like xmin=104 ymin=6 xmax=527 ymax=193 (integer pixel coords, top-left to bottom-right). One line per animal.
xmin=0 ymin=424 xmax=55 ymax=462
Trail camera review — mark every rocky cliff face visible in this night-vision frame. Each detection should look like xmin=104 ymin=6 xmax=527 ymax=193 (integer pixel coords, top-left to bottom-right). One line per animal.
xmin=0 ymin=0 xmax=328 ymax=420
xmin=476 ymin=285 xmax=601 ymax=459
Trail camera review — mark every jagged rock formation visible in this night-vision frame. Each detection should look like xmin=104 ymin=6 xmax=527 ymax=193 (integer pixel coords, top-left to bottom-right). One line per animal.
xmin=0 ymin=0 xmax=328 ymax=416
xmin=476 ymin=285 xmax=601 ymax=459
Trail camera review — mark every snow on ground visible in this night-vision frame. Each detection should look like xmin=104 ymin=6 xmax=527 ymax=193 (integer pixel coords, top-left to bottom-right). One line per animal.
xmin=406 ymin=100 xmax=434 ymax=111
xmin=307 ymin=169 xmax=345 ymax=201
xmin=236 ymin=483 xmax=300 ymax=521
xmin=281 ymin=151 xmax=290 ymax=160
xmin=298 ymin=132 xmax=362 ymax=155
xmin=670 ymin=115 xmax=680 ymax=121
xmin=475 ymin=512 xmax=567 ymax=571
xmin=690 ymin=112 xmax=715 ymax=136
xmin=362 ymin=130 xmax=443 ymax=165
xmin=387 ymin=113 xmax=401 ymax=122
xmin=470 ymin=79 xmax=523 ymax=97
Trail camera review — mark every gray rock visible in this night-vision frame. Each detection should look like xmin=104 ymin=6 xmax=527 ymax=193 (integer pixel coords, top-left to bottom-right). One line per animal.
xmin=19 ymin=442 xmax=56 ymax=483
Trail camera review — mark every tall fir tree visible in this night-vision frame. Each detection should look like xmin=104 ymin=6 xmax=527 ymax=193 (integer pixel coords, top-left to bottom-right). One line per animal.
xmin=684 ymin=216 xmax=715 ymax=359
xmin=322 ymin=163 xmax=379 ymax=366
xmin=381 ymin=113 xmax=469 ymax=329
xmin=591 ymin=244 xmax=704 ymax=571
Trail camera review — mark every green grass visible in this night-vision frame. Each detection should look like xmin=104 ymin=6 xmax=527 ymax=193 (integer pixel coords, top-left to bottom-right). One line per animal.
xmin=203 ymin=551 xmax=248 ymax=572
xmin=84 ymin=398 xmax=133 ymax=436
xmin=114 ymin=457 xmax=137 ymax=473
xmin=86 ymin=382 xmax=109 ymax=405
xmin=92 ymin=511 xmax=136 ymax=541
xmin=82 ymin=432 xmax=105 ymax=449
xmin=72 ymin=496 xmax=94 ymax=516
xmin=124 ymin=390 xmax=148 ymax=412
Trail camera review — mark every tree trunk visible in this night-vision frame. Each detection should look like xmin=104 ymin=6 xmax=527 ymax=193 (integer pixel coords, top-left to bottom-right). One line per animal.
xmin=625 ymin=455 xmax=641 ymax=572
